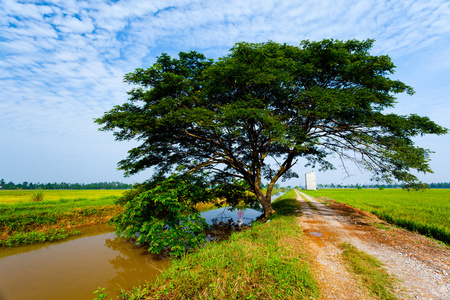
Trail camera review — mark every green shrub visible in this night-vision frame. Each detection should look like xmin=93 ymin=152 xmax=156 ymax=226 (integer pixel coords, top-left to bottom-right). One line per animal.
xmin=111 ymin=173 xmax=212 ymax=256
xmin=31 ymin=190 xmax=44 ymax=202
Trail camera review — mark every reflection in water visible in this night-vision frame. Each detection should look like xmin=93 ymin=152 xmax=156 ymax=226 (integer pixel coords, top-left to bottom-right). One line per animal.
xmin=237 ymin=209 xmax=244 ymax=225
xmin=0 ymin=230 xmax=170 ymax=300
xmin=200 ymin=206 xmax=263 ymax=226
xmin=200 ymin=206 xmax=263 ymax=242
xmin=104 ymin=236 xmax=168 ymax=293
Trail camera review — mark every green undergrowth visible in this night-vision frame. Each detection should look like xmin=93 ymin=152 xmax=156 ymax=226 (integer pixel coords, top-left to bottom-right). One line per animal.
xmin=304 ymin=189 xmax=450 ymax=245
xmin=120 ymin=195 xmax=319 ymax=300
xmin=0 ymin=196 xmax=122 ymax=246
xmin=340 ymin=243 xmax=398 ymax=300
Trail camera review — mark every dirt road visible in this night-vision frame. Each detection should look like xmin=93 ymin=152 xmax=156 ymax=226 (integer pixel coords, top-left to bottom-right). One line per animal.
xmin=295 ymin=190 xmax=450 ymax=299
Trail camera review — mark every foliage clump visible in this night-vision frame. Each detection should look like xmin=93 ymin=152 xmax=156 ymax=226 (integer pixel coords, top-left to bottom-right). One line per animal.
xmin=111 ymin=173 xmax=212 ymax=256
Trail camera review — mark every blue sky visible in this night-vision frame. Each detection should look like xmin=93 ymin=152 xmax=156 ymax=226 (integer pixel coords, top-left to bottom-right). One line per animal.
xmin=1 ymin=0 xmax=449 ymax=186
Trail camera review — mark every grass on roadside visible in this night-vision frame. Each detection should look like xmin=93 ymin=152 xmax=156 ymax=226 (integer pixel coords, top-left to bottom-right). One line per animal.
xmin=119 ymin=193 xmax=319 ymax=300
xmin=340 ymin=242 xmax=398 ymax=300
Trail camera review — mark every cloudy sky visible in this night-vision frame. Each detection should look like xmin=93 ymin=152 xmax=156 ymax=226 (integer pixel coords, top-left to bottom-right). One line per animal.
xmin=1 ymin=0 xmax=449 ymax=186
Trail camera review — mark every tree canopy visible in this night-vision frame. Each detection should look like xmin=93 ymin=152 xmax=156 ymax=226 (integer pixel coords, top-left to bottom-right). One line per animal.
xmin=96 ymin=39 xmax=447 ymax=219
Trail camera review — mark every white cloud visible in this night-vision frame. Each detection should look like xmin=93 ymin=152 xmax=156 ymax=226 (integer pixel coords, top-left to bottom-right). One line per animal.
xmin=1 ymin=0 xmax=449 ymax=183
xmin=1 ymin=38 xmax=39 ymax=52
xmin=54 ymin=14 xmax=95 ymax=33
xmin=3 ymin=0 xmax=49 ymax=19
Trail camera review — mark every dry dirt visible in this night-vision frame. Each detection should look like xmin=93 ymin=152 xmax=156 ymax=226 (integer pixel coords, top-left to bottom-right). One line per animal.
xmin=295 ymin=190 xmax=450 ymax=300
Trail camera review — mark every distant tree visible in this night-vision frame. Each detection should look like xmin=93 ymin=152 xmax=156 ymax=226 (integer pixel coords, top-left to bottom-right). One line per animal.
xmin=96 ymin=39 xmax=447 ymax=219
xmin=403 ymin=182 xmax=430 ymax=191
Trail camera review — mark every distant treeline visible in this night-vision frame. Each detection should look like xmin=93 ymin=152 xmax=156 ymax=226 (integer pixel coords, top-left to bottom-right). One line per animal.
xmin=0 ymin=179 xmax=132 ymax=190
xmin=2 ymin=179 xmax=449 ymax=190
xmin=317 ymin=182 xmax=450 ymax=189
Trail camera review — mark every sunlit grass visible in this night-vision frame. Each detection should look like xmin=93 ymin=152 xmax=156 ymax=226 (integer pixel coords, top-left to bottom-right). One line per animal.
xmin=0 ymin=189 xmax=127 ymax=204
xmin=0 ymin=191 xmax=125 ymax=246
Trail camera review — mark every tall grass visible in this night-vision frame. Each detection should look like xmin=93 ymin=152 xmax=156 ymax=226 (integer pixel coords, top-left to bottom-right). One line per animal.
xmin=120 ymin=193 xmax=319 ymax=300
xmin=303 ymin=189 xmax=450 ymax=245
xmin=31 ymin=190 xmax=44 ymax=202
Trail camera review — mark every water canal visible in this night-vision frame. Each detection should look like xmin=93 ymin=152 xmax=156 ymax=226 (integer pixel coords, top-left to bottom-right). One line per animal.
xmin=0 ymin=224 xmax=170 ymax=300
xmin=0 ymin=190 xmax=287 ymax=300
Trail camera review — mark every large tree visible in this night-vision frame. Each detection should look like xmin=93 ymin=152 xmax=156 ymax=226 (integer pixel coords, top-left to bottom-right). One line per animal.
xmin=96 ymin=39 xmax=447 ymax=219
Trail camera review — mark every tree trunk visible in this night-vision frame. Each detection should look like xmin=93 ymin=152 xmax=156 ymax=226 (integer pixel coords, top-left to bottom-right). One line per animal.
xmin=252 ymin=174 xmax=276 ymax=220
xmin=256 ymin=192 xmax=275 ymax=220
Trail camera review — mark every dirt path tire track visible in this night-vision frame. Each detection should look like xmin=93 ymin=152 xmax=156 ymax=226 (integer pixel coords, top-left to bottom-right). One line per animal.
xmin=295 ymin=190 xmax=450 ymax=300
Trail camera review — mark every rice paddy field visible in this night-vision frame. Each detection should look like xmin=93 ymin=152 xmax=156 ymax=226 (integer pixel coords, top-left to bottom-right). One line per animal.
xmin=302 ymin=189 xmax=450 ymax=245
xmin=0 ymin=189 xmax=127 ymax=204
xmin=0 ymin=190 xmax=127 ymax=246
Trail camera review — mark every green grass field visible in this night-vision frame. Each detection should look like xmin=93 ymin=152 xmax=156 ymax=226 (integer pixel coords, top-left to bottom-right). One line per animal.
xmin=303 ymin=189 xmax=450 ymax=245
xmin=0 ymin=190 xmax=127 ymax=246
xmin=0 ymin=189 xmax=127 ymax=204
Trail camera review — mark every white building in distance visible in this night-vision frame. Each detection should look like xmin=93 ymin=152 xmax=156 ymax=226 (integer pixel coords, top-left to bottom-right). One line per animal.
xmin=305 ymin=171 xmax=317 ymax=190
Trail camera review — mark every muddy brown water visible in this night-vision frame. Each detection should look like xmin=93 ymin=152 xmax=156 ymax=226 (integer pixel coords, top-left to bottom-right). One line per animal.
xmin=0 ymin=225 xmax=170 ymax=300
